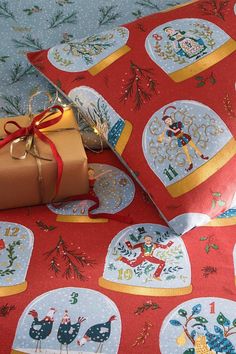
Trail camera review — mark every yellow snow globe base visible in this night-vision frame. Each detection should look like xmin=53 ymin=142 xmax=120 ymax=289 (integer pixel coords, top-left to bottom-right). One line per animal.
xmin=56 ymin=215 xmax=108 ymax=223
xmin=0 ymin=281 xmax=27 ymax=297
xmin=167 ymin=138 xmax=236 ymax=197
xmin=88 ymin=45 xmax=131 ymax=76
xmin=99 ymin=277 xmax=192 ymax=297
xmin=170 ymin=39 xmax=236 ymax=82
xmin=114 ymin=120 xmax=133 ymax=156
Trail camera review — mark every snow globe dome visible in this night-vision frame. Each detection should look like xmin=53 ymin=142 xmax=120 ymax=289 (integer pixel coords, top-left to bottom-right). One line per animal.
xmin=0 ymin=222 xmax=34 ymax=297
xmin=48 ymin=163 xmax=135 ymax=223
xmin=142 ymin=100 xmax=236 ymax=198
xmin=160 ymin=297 xmax=236 ymax=354
xmin=48 ymin=27 xmax=130 ymax=75
xmin=11 ymin=287 xmax=121 ymax=354
xmin=69 ymin=86 xmax=132 ymax=155
xmin=99 ymin=223 xmax=192 ymax=296
xmin=145 ymin=18 xmax=236 ymax=82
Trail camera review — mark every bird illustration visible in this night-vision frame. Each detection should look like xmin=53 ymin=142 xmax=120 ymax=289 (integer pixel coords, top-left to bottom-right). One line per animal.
xmin=57 ymin=310 xmax=86 ymax=353
xmin=191 ymin=324 xmax=236 ymax=354
xmin=77 ymin=315 xmax=116 ymax=353
xmin=28 ymin=308 xmax=56 ymax=352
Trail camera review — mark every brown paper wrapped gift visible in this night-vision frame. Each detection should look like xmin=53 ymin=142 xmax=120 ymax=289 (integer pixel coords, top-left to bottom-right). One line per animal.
xmin=0 ymin=108 xmax=89 ymax=209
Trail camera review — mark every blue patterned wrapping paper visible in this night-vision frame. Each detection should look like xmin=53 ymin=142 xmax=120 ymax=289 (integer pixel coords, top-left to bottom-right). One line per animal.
xmin=0 ymin=0 xmax=187 ymax=122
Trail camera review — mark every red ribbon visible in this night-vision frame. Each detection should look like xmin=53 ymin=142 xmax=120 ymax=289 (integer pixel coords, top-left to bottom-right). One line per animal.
xmin=0 ymin=105 xmax=64 ymax=197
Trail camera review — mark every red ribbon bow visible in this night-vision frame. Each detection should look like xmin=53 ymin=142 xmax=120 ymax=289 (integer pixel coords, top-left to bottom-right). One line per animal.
xmin=0 ymin=105 xmax=64 ymax=197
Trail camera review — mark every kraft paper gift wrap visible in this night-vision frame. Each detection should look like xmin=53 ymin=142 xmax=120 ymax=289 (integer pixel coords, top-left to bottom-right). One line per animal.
xmin=27 ymin=0 xmax=236 ymax=234
xmin=0 ymin=111 xmax=89 ymax=209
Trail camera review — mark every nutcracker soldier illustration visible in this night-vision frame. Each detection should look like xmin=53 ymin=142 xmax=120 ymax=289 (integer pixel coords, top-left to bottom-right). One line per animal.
xmin=117 ymin=235 xmax=173 ymax=280
xmin=157 ymin=106 xmax=209 ymax=172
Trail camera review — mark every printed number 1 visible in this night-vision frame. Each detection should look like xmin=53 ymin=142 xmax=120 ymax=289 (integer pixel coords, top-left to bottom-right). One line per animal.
xmin=210 ymin=302 xmax=215 ymax=314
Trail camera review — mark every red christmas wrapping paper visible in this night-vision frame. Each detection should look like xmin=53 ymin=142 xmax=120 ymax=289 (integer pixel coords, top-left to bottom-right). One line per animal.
xmin=27 ymin=0 xmax=236 ymax=234
xmin=0 ymin=150 xmax=236 ymax=354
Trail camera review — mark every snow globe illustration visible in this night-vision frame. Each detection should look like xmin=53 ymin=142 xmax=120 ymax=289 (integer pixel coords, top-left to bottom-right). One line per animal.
xmin=11 ymin=287 xmax=121 ymax=354
xmin=207 ymin=192 xmax=236 ymax=227
xmin=48 ymin=26 xmax=130 ymax=75
xmin=142 ymin=100 xmax=236 ymax=198
xmin=0 ymin=222 xmax=34 ymax=297
xmin=99 ymin=223 xmax=192 ymax=296
xmin=48 ymin=163 xmax=135 ymax=223
xmin=69 ymin=86 xmax=132 ymax=155
xmin=145 ymin=18 xmax=236 ymax=82
xmin=160 ymin=297 xmax=236 ymax=354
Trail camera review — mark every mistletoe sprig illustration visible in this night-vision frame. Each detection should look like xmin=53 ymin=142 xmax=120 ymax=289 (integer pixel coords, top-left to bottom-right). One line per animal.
xmin=44 ymin=236 xmax=96 ymax=280
xmin=35 ymin=220 xmax=56 ymax=232
xmin=23 ymin=6 xmax=42 ymax=16
xmin=199 ymin=235 xmax=219 ymax=254
xmin=48 ymin=10 xmax=77 ymax=28
xmin=0 ymin=304 xmax=16 ymax=317
xmin=98 ymin=5 xmax=121 ymax=26
xmin=199 ymin=0 xmax=230 ymax=21
xmin=0 ymin=240 xmax=21 ymax=277
xmin=132 ymin=321 xmax=153 ymax=347
xmin=12 ymin=34 xmax=43 ymax=50
xmin=195 ymin=72 xmax=216 ymax=87
xmin=9 ymin=63 xmax=36 ymax=84
xmin=0 ymin=1 xmax=15 ymax=21
xmin=120 ymin=61 xmax=158 ymax=110
xmin=201 ymin=265 xmax=217 ymax=277
xmin=0 ymin=55 xmax=9 ymax=63
xmin=134 ymin=300 xmax=160 ymax=315
xmin=135 ymin=0 xmax=160 ymax=10
xmin=0 ymin=94 xmax=25 ymax=115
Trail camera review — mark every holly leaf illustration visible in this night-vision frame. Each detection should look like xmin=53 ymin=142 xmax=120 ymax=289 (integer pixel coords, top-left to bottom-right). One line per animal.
xmin=197 ymin=81 xmax=205 ymax=87
xmin=217 ymin=200 xmax=226 ymax=207
xmin=183 ymin=349 xmax=195 ymax=354
xmin=192 ymin=304 xmax=201 ymax=315
xmin=211 ymin=244 xmax=219 ymax=250
xmin=205 ymin=245 xmax=210 ymax=253
xmin=195 ymin=316 xmax=208 ymax=324
xmin=217 ymin=312 xmax=230 ymax=326
xmin=200 ymin=237 xmax=208 ymax=241
xmin=233 ymin=319 xmax=236 ymax=327
xmin=178 ymin=309 xmax=187 ymax=317
xmin=212 ymin=192 xmax=221 ymax=197
xmin=214 ymin=325 xmax=224 ymax=335
xmin=211 ymin=199 xmax=216 ymax=208
xmin=210 ymin=75 xmax=216 ymax=84
xmin=169 ymin=319 xmax=182 ymax=326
